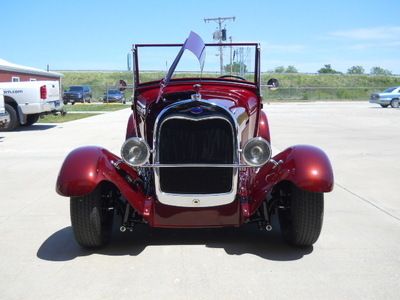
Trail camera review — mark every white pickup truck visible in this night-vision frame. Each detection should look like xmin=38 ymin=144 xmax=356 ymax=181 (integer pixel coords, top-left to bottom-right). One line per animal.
xmin=0 ymin=89 xmax=8 ymax=128
xmin=0 ymin=80 xmax=64 ymax=131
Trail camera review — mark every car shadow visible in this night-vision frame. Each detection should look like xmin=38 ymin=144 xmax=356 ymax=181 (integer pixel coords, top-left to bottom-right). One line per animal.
xmin=14 ymin=124 xmax=57 ymax=131
xmin=37 ymin=221 xmax=313 ymax=262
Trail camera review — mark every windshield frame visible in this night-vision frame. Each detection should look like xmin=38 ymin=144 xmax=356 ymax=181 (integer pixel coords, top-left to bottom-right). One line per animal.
xmin=132 ymin=43 xmax=260 ymax=89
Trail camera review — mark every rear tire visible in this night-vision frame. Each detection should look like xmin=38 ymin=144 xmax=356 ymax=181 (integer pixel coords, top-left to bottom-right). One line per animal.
xmin=0 ymin=104 xmax=19 ymax=131
xmin=70 ymin=187 xmax=114 ymax=249
xmin=278 ymin=184 xmax=324 ymax=247
xmin=23 ymin=114 xmax=40 ymax=126
xmin=390 ymin=99 xmax=399 ymax=108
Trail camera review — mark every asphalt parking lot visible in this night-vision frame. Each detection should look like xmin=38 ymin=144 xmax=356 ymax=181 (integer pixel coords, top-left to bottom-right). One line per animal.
xmin=0 ymin=102 xmax=399 ymax=299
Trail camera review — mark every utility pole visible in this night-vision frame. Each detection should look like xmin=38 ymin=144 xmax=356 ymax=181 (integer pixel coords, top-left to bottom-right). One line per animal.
xmin=204 ymin=16 xmax=235 ymax=74
xmin=229 ymin=36 xmax=233 ymax=74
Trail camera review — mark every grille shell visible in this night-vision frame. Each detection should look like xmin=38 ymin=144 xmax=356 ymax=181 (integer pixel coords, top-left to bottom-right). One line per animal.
xmin=158 ymin=117 xmax=234 ymax=194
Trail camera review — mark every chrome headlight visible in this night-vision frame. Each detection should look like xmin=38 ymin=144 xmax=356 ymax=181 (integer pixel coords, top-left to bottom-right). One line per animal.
xmin=242 ymin=137 xmax=272 ymax=167
xmin=121 ymin=137 xmax=150 ymax=166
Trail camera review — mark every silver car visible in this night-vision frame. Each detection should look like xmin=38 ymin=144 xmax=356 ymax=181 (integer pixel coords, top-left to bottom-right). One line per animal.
xmin=370 ymin=86 xmax=400 ymax=108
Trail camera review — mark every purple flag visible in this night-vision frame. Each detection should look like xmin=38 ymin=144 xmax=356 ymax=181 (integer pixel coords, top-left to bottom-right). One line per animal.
xmin=183 ymin=31 xmax=206 ymax=71
xmin=163 ymin=31 xmax=206 ymax=87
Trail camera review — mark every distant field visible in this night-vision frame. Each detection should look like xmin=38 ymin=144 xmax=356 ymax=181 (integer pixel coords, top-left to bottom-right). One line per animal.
xmin=60 ymin=71 xmax=400 ymax=101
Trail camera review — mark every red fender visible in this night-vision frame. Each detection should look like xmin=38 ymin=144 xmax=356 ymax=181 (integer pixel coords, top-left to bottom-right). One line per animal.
xmin=250 ymin=145 xmax=334 ymax=215
xmin=257 ymin=110 xmax=271 ymax=143
xmin=56 ymin=146 xmax=148 ymax=218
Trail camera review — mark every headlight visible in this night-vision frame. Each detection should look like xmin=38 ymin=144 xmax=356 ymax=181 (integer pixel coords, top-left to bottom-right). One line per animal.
xmin=242 ymin=137 xmax=272 ymax=167
xmin=121 ymin=137 xmax=150 ymax=166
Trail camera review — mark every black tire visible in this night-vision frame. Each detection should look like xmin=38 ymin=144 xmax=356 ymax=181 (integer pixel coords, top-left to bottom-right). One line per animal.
xmin=70 ymin=187 xmax=114 ymax=249
xmin=0 ymin=104 xmax=19 ymax=131
xmin=23 ymin=114 xmax=40 ymax=126
xmin=278 ymin=184 xmax=324 ymax=247
xmin=390 ymin=99 xmax=399 ymax=108
xmin=87 ymin=97 xmax=91 ymax=103
xmin=380 ymin=104 xmax=389 ymax=108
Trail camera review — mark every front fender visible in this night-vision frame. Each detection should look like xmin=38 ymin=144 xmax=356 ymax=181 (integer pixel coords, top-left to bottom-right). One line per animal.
xmin=56 ymin=146 xmax=119 ymax=196
xmin=250 ymin=145 xmax=334 ymax=214
xmin=274 ymin=145 xmax=334 ymax=192
xmin=56 ymin=146 xmax=148 ymax=217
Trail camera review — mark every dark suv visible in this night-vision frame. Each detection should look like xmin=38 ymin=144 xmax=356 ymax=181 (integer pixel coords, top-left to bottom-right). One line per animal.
xmin=63 ymin=86 xmax=92 ymax=104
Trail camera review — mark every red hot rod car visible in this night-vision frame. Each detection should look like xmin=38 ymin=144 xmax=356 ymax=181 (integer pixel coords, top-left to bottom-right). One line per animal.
xmin=56 ymin=32 xmax=334 ymax=249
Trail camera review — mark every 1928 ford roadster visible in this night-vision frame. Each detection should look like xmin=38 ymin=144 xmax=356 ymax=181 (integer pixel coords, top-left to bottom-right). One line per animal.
xmin=56 ymin=32 xmax=333 ymax=249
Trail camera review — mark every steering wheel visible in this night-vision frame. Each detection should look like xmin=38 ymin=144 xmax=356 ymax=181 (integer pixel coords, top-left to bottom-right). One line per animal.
xmin=218 ymin=75 xmax=247 ymax=81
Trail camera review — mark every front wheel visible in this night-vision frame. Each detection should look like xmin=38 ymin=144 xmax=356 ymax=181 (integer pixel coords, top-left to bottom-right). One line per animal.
xmin=278 ymin=184 xmax=324 ymax=247
xmin=380 ymin=104 xmax=389 ymax=108
xmin=390 ymin=99 xmax=399 ymax=108
xmin=0 ymin=104 xmax=19 ymax=131
xmin=70 ymin=187 xmax=114 ymax=249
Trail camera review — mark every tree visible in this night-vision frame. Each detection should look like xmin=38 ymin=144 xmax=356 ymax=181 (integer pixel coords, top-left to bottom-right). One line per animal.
xmin=347 ymin=66 xmax=365 ymax=74
xmin=224 ymin=62 xmax=247 ymax=73
xmin=318 ymin=64 xmax=341 ymax=74
xmin=274 ymin=66 xmax=285 ymax=73
xmin=285 ymin=65 xmax=298 ymax=73
xmin=370 ymin=66 xmax=392 ymax=76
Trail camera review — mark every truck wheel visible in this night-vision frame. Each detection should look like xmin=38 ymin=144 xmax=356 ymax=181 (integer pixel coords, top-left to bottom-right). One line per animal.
xmin=278 ymin=184 xmax=324 ymax=247
xmin=23 ymin=114 xmax=40 ymax=126
xmin=70 ymin=187 xmax=114 ymax=249
xmin=380 ymin=104 xmax=389 ymax=108
xmin=0 ymin=104 xmax=19 ymax=131
xmin=390 ymin=99 xmax=399 ymax=108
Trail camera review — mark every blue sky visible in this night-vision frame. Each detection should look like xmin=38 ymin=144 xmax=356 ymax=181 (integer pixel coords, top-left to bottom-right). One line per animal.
xmin=1 ymin=0 xmax=399 ymax=73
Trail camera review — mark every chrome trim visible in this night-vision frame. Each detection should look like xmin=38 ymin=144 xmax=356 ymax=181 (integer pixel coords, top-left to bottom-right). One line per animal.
xmin=152 ymin=99 xmax=242 ymax=207
xmin=140 ymin=163 xmax=253 ymax=168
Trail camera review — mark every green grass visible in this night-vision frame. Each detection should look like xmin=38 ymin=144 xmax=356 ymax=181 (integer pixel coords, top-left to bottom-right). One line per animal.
xmin=38 ymin=113 xmax=100 ymax=123
xmin=60 ymin=71 xmax=400 ymax=101
xmin=65 ymin=103 xmax=130 ymax=112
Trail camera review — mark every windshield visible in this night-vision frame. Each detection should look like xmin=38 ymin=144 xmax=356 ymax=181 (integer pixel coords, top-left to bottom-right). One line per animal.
xmin=383 ymin=87 xmax=396 ymax=93
xmin=69 ymin=86 xmax=83 ymax=91
xmin=134 ymin=43 xmax=258 ymax=85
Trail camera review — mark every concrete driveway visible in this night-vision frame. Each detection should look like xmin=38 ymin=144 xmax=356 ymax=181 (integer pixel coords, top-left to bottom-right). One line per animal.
xmin=0 ymin=102 xmax=399 ymax=299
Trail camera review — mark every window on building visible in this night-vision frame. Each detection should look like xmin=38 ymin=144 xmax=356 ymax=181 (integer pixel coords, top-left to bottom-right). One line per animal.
xmin=30 ymin=78 xmax=37 ymax=81
xmin=12 ymin=77 xmax=20 ymax=82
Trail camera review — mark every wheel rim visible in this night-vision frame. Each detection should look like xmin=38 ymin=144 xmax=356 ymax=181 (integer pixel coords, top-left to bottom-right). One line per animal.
xmin=3 ymin=110 xmax=11 ymax=129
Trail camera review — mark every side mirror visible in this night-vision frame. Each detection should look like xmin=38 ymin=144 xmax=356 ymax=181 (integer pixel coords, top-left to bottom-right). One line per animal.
xmin=267 ymin=78 xmax=279 ymax=91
